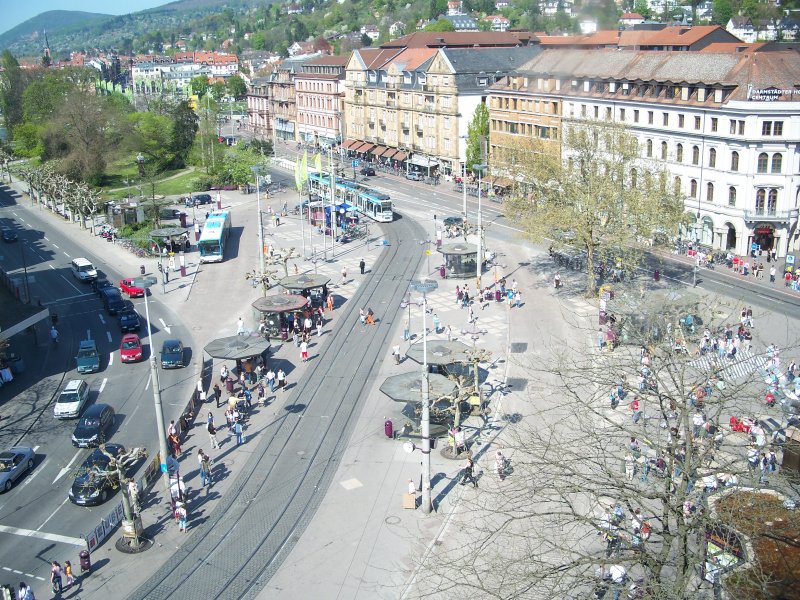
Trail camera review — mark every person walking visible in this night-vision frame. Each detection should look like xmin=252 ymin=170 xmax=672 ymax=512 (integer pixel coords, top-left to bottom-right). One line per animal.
xmin=198 ymin=450 xmax=212 ymax=487
xmin=300 ymin=340 xmax=309 ymax=362
xmin=50 ymin=326 xmax=59 ymax=344
xmin=175 ymin=502 xmax=187 ymax=532
xmin=403 ymin=319 xmax=410 ymax=341
xmin=326 ymin=293 xmax=334 ymax=312
xmin=277 ymin=368 xmax=286 ymax=391
xmin=236 ymin=317 xmax=245 ymax=336
xmin=340 ymin=266 xmax=347 ymax=284
xmin=167 ymin=420 xmax=177 ymax=438
xmin=433 ymin=314 xmax=440 ymax=334
xmin=365 ymin=308 xmax=375 ymax=325
xmin=495 ymin=450 xmax=507 ymax=481
xmin=393 ymin=344 xmax=401 ymax=365
xmin=515 ymin=291 xmax=523 ymax=308
xmin=234 ymin=421 xmax=244 ymax=445
xmin=625 ymin=452 xmax=636 ymax=481
xmin=266 ymin=368 xmax=276 ymax=393
xmin=359 ymin=258 xmax=366 ymax=275
xmin=213 ymin=383 xmax=222 ymax=408
xmin=460 ymin=457 xmax=478 ymax=488
xmin=18 ymin=582 xmax=34 ymax=600
xmin=316 ymin=315 xmax=323 ymax=337
xmin=50 ymin=561 xmax=63 ymax=594
xmin=220 ymin=364 xmax=229 ymax=384
xmin=554 ymin=272 xmax=561 ymax=289
xmin=64 ymin=561 xmax=75 ymax=590
xmin=207 ymin=415 xmax=219 ymax=449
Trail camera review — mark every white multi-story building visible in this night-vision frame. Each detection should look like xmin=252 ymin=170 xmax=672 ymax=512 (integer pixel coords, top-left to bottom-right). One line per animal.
xmin=488 ymin=47 xmax=800 ymax=257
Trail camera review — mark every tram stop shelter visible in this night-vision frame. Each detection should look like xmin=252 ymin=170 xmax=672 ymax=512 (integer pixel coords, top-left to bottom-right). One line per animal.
xmin=149 ymin=227 xmax=191 ymax=253
xmin=252 ymin=294 xmax=310 ymax=340
xmin=405 ymin=340 xmax=471 ymax=375
xmin=278 ymin=273 xmax=331 ymax=309
xmin=380 ymin=372 xmax=458 ymax=437
xmin=438 ymin=242 xmax=478 ymax=279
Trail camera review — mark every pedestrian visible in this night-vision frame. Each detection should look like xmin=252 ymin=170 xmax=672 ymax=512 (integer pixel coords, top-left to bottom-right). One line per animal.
xmin=207 ymin=416 xmax=219 ymax=449
xmin=266 ymin=368 xmax=276 ymax=393
xmin=169 ymin=433 xmax=182 ymax=457
xmin=220 ymin=364 xmax=229 ymax=384
xmin=236 ymin=317 xmax=245 ymax=336
xmin=326 ymin=294 xmax=334 ymax=311
xmin=175 ymin=502 xmax=187 ymax=532
xmin=446 ymin=324 xmax=453 ymax=342
xmin=393 ymin=344 xmax=401 ymax=365
xmin=18 ymin=582 xmax=34 ymax=600
xmin=212 ymin=383 xmax=222 ymax=408
xmin=460 ymin=457 xmax=478 ymax=488
xmin=50 ymin=561 xmax=63 ymax=594
xmin=277 ymin=368 xmax=286 ymax=391
xmin=300 ymin=340 xmax=308 ymax=362
xmin=554 ymin=272 xmax=561 ymax=289
xmin=433 ymin=314 xmax=440 ymax=334
xmin=366 ymin=308 xmax=375 ymax=325
xmin=167 ymin=420 xmax=177 ymax=437
xmin=515 ymin=291 xmax=522 ymax=308
xmin=468 ymin=304 xmax=474 ymax=323
xmin=625 ymin=452 xmax=635 ymax=481
xmin=127 ymin=478 xmax=140 ymax=514
xmin=64 ymin=561 xmax=74 ymax=589
xmin=243 ymin=388 xmax=252 ymax=408
xmin=770 ymin=265 xmax=776 ymax=283
xmin=403 ymin=319 xmax=410 ymax=341
xmin=316 ymin=316 xmax=323 ymax=337
xmin=359 ymin=308 xmax=366 ymax=325
xmin=598 ymin=328 xmax=605 ymax=350
xmin=234 ymin=421 xmax=244 ymax=445
xmin=495 ymin=450 xmax=507 ymax=480
xmin=359 ymin=258 xmax=365 ymax=275
xmin=455 ymin=285 xmax=462 ymax=305
xmin=198 ymin=450 xmax=213 ymax=487
xmin=408 ymin=478 xmax=416 ymax=498
xmin=340 ymin=265 xmax=347 ymax=284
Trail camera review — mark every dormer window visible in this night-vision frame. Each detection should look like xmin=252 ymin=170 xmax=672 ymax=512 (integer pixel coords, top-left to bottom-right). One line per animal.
xmin=418 ymin=74 xmax=426 ymax=85
xmin=403 ymin=73 xmax=411 ymax=84
xmin=477 ymin=76 xmax=488 ymax=86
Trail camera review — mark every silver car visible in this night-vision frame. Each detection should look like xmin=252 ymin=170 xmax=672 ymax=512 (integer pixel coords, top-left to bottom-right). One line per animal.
xmin=0 ymin=447 xmax=36 ymax=492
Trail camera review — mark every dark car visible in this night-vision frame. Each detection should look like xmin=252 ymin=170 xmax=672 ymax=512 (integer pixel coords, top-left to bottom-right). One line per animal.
xmin=68 ymin=443 xmax=126 ymax=506
xmin=160 ymin=339 xmax=184 ymax=369
xmin=1 ymin=229 xmax=18 ymax=242
xmin=186 ymin=193 xmax=212 ymax=207
xmin=100 ymin=287 xmax=125 ymax=315
xmin=92 ymin=278 xmax=114 ymax=298
xmin=360 ymin=166 xmax=376 ymax=176
xmin=75 ymin=339 xmax=100 ymax=374
xmin=71 ymin=404 xmax=115 ymax=448
xmin=118 ymin=310 xmax=141 ymax=332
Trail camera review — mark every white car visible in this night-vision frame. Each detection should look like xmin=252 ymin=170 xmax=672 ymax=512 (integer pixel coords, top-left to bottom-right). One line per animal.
xmin=54 ymin=380 xmax=90 ymax=419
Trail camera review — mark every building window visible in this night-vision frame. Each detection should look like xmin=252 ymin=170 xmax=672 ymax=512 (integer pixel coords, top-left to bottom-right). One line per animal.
xmin=692 ymin=146 xmax=700 ymax=165
xmin=728 ymin=186 xmax=736 ymax=206
xmin=663 ymin=113 xmax=669 ymax=126
xmin=619 ymin=108 xmax=626 ymax=121
xmin=661 ymin=141 xmax=668 ymax=160
xmin=729 ymin=120 xmax=736 ymax=135
xmin=757 ymin=152 xmax=768 ymax=173
xmin=708 ymin=148 xmax=716 ymax=168
xmin=756 ymin=189 xmax=766 ymax=213
xmin=771 ymin=153 xmax=783 ymax=173
xmin=581 ymin=104 xmax=587 ymax=117
xmin=646 ymin=139 xmax=653 ymax=158
xmin=594 ymin=106 xmax=599 ymax=118
xmin=605 ymin=107 xmax=611 ymax=120
xmin=676 ymin=144 xmax=683 ymax=162
xmin=768 ymin=189 xmax=778 ymax=214
xmin=730 ymin=151 xmax=739 ymax=171
xmin=694 ymin=116 xmax=701 ymax=130
xmin=690 ymin=179 xmax=698 ymax=197
xmin=707 ymin=182 xmax=714 ymax=202
xmin=674 ymin=176 xmax=681 ymax=193
xmin=710 ymin=117 xmax=718 ymax=132
xmin=633 ymin=110 xmax=639 ymax=123
xmin=739 ymin=120 xmax=745 ymax=135
xmin=678 ymin=114 xmax=685 ymax=128
xmin=648 ymin=111 xmax=654 ymax=125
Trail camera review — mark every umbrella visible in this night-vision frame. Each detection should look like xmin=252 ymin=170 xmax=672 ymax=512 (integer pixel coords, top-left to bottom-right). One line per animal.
xmin=203 ymin=335 xmax=271 ymax=361
xmin=379 ymin=372 xmax=457 ymax=403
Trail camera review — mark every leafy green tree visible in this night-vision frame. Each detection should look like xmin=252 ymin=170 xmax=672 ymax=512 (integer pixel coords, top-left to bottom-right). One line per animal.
xmin=210 ymin=81 xmax=227 ymax=102
xmin=633 ymin=0 xmax=653 ymax=18
xmin=221 ymin=144 xmax=261 ymax=185
xmin=0 ymin=50 xmax=27 ymax=139
xmin=465 ymin=102 xmax=489 ymax=175
xmin=226 ymin=74 xmax=247 ymax=100
xmin=128 ymin=112 xmax=174 ymax=169
xmin=423 ymin=18 xmax=457 ymax=31
xmin=21 ymin=74 xmax=75 ymax=124
xmin=190 ymin=75 xmax=210 ymax=99
xmin=169 ymin=101 xmax=199 ymax=169
xmin=249 ymin=31 xmax=266 ymax=49
xmin=11 ymin=123 xmax=44 ymax=158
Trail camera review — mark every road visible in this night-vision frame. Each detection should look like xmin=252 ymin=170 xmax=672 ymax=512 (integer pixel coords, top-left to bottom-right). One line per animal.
xmin=0 ymin=188 xmax=195 ymax=584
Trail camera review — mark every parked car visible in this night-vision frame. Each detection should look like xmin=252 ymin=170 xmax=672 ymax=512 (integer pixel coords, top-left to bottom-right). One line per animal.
xmin=120 ymin=334 xmax=143 ymax=363
xmin=118 ymin=310 xmax=141 ymax=333
xmin=75 ymin=339 xmax=100 ymax=374
xmin=185 ymin=193 xmax=212 ymax=207
xmin=71 ymin=404 xmax=115 ymax=448
xmin=119 ymin=278 xmax=145 ymax=298
xmin=405 ymin=171 xmax=424 ymax=181
xmin=54 ymin=379 xmax=90 ymax=419
xmin=1 ymin=229 xmax=18 ymax=242
xmin=0 ymin=446 xmax=36 ymax=492
xmin=360 ymin=166 xmax=376 ymax=176
xmin=160 ymin=339 xmax=184 ymax=369
xmin=68 ymin=443 xmax=127 ymax=506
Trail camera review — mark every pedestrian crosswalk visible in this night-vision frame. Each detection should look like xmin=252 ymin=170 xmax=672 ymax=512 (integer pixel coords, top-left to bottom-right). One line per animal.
xmin=689 ymin=349 xmax=768 ymax=381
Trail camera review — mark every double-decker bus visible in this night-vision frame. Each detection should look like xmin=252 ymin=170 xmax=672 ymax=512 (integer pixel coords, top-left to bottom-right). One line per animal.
xmin=198 ymin=211 xmax=231 ymax=263
xmin=308 ymin=173 xmax=393 ymax=222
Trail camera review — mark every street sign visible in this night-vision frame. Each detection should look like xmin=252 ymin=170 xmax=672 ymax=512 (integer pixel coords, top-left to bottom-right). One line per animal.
xmin=352 ymin=160 xmax=360 ymax=167
xmin=160 ymin=463 xmax=168 ymax=473
xmin=787 ymin=255 xmax=796 ymax=266
xmin=751 ymin=242 xmax=759 ymax=251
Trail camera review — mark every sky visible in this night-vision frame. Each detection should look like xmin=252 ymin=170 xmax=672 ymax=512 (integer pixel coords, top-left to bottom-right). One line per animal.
xmin=2 ymin=0 xmax=169 ymax=35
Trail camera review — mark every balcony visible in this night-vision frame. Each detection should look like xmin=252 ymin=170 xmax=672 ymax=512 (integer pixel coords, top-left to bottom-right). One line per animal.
xmin=386 ymin=99 xmax=396 ymax=108
xmin=422 ymin=104 xmax=436 ymax=113
xmin=743 ymin=208 xmax=799 ymax=223
xmin=401 ymin=122 xmax=410 ymax=131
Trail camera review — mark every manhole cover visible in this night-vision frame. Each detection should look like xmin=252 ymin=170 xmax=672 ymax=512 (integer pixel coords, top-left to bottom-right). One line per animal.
xmin=505 ymin=377 xmax=528 ymax=391
xmin=510 ymin=343 xmax=528 ymax=353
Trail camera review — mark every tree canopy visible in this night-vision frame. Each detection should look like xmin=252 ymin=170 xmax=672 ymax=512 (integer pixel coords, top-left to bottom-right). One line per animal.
xmin=465 ymin=102 xmax=489 ymax=174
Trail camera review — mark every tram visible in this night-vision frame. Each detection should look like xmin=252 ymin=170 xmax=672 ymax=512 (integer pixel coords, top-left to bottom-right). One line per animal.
xmin=307 ymin=172 xmax=394 ymax=222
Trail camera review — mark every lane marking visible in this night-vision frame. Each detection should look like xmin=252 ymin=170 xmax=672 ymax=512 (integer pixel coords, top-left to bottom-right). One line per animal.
xmin=52 ymin=244 xmax=59 ymax=249
xmin=42 ymin=292 xmax=94 ymax=305
xmin=109 ymin=352 xmax=114 ymax=366
xmin=44 ymin=236 xmax=49 ymax=241
xmin=99 ymin=378 xmax=107 ymax=394
xmin=159 ymin=318 xmax=171 ymax=334
xmin=53 ymin=450 xmax=81 ymax=485
xmin=87 ymin=329 xmax=91 ymax=339
xmin=106 ymin=331 xmax=112 ymax=343
xmin=0 ymin=524 xmax=84 ymax=547
xmin=36 ymin=497 xmax=70 ymax=532
xmin=59 ymin=275 xmax=82 ymax=293
xmin=145 ymin=373 xmax=152 ymax=390
xmin=49 ymin=264 xmax=55 ymax=270
xmin=63 ymin=251 xmax=70 ymax=258
xmin=98 ymin=314 xmax=105 ymax=325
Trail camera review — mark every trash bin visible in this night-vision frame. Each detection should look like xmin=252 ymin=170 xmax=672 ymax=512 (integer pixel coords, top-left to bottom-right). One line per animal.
xmin=140 ymin=264 xmax=145 ymax=275
xmin=599 ymin=310 xmax=607 ymax=325
xmin=439 ymin=265 xmax=446 ymax=279
xmin=384 ymin=419 xmax=393 ymax=439
xmin=79 ymin=549 xmax=91 ymax=574
xmin=495 ymin=289 xmax=502 ymax=302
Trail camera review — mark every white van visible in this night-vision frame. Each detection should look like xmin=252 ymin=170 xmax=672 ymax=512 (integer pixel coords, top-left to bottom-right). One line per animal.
xmin=71 ymin=258 xmax=97 ymax=281
xmin=54 ymin=379 xmax=90 ymax=419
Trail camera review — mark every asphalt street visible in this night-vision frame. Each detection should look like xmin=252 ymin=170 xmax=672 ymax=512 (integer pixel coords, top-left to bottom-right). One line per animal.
xmin=0 ymin=186 xmax=196 ymax=584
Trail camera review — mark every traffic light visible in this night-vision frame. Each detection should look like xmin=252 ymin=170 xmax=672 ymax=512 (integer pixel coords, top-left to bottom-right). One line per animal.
xmin=157 ymin=262 xmax=163 ymax=273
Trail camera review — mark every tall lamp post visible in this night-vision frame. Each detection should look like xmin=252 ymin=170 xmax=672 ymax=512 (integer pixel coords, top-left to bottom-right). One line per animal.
xmin=132 ymin=276 xmax=172 ymax=498
xmin=250 ymin=166 xmax=267 ymax=279
xmin=472 ymin=161 xmax=488 ymax=293
xmin=410 ymin=278 xmax=438 ymax=514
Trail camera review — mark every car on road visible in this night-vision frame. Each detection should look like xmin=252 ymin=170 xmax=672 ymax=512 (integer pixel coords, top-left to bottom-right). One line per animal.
xmin=405 ymin=171 xmax=424 ymax=181
xmin=119 ymin=278 xmax=145 ymax=298
xmin=0 ymin=447 xmax=36 ymax=492
xmin=68 ymin=443 xmax=127 ymax=506
xmin=100 ymin=287 xmax=125 ymax=315
xmin=1 ymin=229 xmax=18 ymax=242
xmin=118 ymin=309 xmax=141 ymax=333
xmin=92 ymin=278 xmax=113 ymax=297
xmin=185 ymin=193 xmax=212 ymax=207
xmin=360 ymin=166 xmax=376 ymax=177
xmin=75 ymin=339 xmax=100 ymax=374
xmin=71 ymin=404 xmax=115 ymax=448
xmin=70 ymin=258 xmax=97 ymax=282
xmin=160 ymin=339 xmax=184 ymax=369
xmin=54 ymin=379 xmax=90 ymax=419
xmin=120 ymin=334 xmax=143 ymax=363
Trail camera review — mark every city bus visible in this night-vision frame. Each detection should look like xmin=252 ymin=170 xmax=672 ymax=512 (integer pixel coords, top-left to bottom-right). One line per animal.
xmin=198 ymin=211 xmax=232 ymax=263
xmin=308 ymin=173 xmax=393 ymax=223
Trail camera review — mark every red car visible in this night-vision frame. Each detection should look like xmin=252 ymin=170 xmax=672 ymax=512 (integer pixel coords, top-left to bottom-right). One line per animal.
xmin=120 ymin=334 xmax=143 ymax=363
xmin=119 ymin=278 xmax=145 ymax=298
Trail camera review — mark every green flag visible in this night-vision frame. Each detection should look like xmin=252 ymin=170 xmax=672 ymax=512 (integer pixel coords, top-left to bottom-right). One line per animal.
xmin=295 ymin=150 xmax=309 ymax=191
xmin=314 ymin=152 xmax=322 ymax=174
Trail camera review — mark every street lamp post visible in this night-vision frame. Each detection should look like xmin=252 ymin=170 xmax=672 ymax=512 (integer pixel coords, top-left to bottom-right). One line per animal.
xmin=473 ymin=162 xmax=488 ymax=293
xmin=132 ymin=276 xmax=172 ymax=499
xmin=410 ymin=279 xmax=438 ymax=514
xmin=251 ymin=167 xmax=267 ymax=279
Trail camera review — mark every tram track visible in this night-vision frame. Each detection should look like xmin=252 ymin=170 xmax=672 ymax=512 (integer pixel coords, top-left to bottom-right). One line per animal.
xmin=128 ymin=213 xmax=426 ymax=600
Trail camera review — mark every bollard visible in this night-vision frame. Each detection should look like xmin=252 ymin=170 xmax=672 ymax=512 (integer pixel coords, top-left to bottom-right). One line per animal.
xmin=180 ymin=265 xmax=186 ymax=277
xmin=140 ymin=265 xmax=145 ymax=275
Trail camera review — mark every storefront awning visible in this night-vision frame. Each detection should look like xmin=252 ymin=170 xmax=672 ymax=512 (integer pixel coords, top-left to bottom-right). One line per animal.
xmin=382 ymin=148 xmax=397 ymax=159
xmin=409 ymin=156 xmax=439 ymax=168
xmin=342 ymin=139 xmax=358 ymax=150
xmin=370 ymin=145 xmax=387 ymax=156
xmin=359 ymin=143 xmax=376 ymax=154
xmin=393 ymin=151 xmax=407 ymax=162
xmin=490 ymin=176 xmax=514 ymax=188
